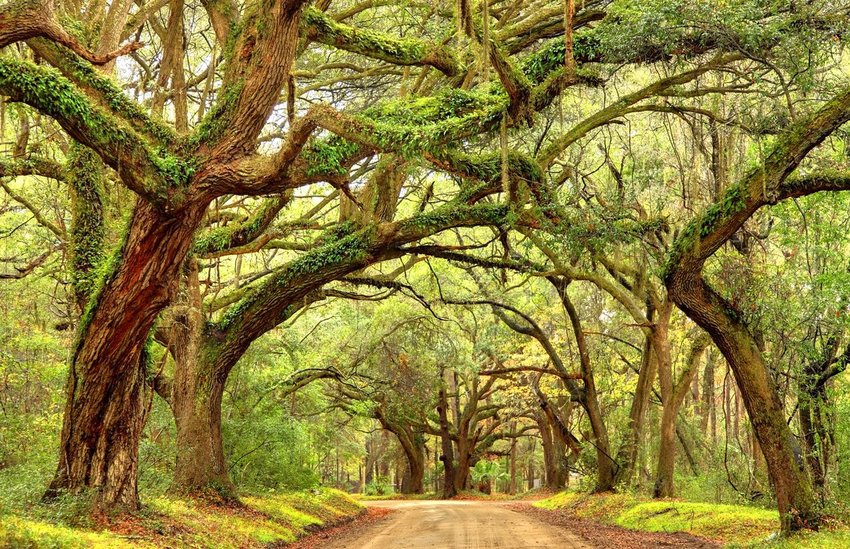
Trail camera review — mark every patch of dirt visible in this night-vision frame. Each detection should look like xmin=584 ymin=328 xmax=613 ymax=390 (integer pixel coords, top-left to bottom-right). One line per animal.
xmin=284 ymin=507 xmax=393 ymax=549
xmin=508 ymin=503 xmax=721 ymax=549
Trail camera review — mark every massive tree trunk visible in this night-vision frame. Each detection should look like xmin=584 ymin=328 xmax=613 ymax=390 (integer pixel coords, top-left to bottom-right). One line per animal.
xmin=170 ymin=348 xmax=232 ymax=497
xmin=378 ymin=416 xmax=426 ymax=495
xmin=46 ymin=199 xmax=208 ymax=509
xmin=669 ymin=281 xmax=818 ymax=531
xmin=399 ymin=442 xmax=426 ymax=495
xmin=665 ymin=88 xmax=850 ymax=532
xmin=455 ymin=435 xmax=475 ymax=492
xmin=33 ymin=0 xmax=310 ymax=509
xmin=151 ymin=261 xmax=235 ymax=498
xmin=532 ymin=384 xmax=579 ymax=490
xmin=537 ymin=412 xmax=562 ymax=490
xmin=172 ymin=374 xmax=231 ymax=497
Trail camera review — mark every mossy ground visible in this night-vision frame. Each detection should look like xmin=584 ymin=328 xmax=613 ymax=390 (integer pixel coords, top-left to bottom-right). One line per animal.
xmin=0 ymin=488 xmax=362 ymax=548
xmin=534 ymin=491 xmax=850 ymax=547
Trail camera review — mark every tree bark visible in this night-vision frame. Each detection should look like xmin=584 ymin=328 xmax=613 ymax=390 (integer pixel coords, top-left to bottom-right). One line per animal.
xmin=437 ymin=387 xmax=457 ymax=499
xmin=554 ymin=277 xmax=615 ymax=492
xmin=665 ymin=86 xmax=850 ymax=532
xmin=615 ymin=331 xmax=656 ymax=486
xmin=654 ymin=326 xmax=709 ymax=498
xmin=46 ymin=199 xmax=208 ymax=509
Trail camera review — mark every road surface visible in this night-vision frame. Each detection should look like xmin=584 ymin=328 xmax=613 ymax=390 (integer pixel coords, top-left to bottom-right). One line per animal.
xmin=321 ymin=500 xmax=591 ymax=548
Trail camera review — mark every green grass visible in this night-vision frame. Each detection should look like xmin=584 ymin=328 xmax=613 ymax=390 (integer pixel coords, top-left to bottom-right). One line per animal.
xmin=616 ymin=500 xmax=777 ymax=544
xmin=0 ymin=515 xmax=131 ymax=548
xmin=746 ymin=529 xmax=850 ymax=548
xmin=535 ymin=491 xmax=850 ymax=547
xmin=0 ymin=488 xmax=363 ymax=548
xmin=535 ymin=491 xmax=777 ymax=544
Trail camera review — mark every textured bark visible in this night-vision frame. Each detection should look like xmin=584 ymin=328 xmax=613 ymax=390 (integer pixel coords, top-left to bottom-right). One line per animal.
xmin=162 ymin=265 xmax=235 ymax=498
xmin=47 ymin=199 xmax=207 ymax=509
xmin=379 ymin=415 xmax=426 ymax=494
xmin=399 ymin=443 xmax=425 ymax=495
xmin=0 ymin=0 xmax=141 ymax=64
xmin=536 ymin=411 xmax=568 ymax=490
xmin=172 ymin=371 xmax=232 ymax=497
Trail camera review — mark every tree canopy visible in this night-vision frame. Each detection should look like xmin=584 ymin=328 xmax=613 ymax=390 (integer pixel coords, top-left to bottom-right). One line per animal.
xmin=2 ymin=0 xmax=850 ymax=541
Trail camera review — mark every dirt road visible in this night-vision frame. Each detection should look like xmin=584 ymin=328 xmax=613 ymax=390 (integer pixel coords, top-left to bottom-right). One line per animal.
xmin=319 ymin=500 xmax=591 ymax=548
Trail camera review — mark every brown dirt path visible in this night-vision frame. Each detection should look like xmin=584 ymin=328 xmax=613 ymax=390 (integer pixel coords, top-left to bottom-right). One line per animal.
xmin=314 ymin=500 xmax=591 ymax=548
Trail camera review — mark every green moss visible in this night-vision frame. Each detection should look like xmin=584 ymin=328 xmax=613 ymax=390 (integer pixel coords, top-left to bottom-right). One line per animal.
xmin=0 ymin=58 xmax=195 ymax=204
xmin=662 ymin=182 xmax=748 ymax=280
xmin=194 ymin=198 xmax=284 ymax=255
xmin=189 ymin=80 xmax=245 ymax=148
xmin=304 ymin=8 xmax=460 ymax=74
xmin=303 ymin=137 xmax=361 ymax=177
xmin=217 ymin=228 xmax=375 ymax=331
xmin=72 ymin=212 xmax=134 ymax=360
xmin=67 ymin=145 xmax=106 ymax=304
xmin=398 ymin=202 xmax=511 ymax=234
xmin=63 ymin=55 xmax=177 ymax=146
xmin=521 ymin=33 xmax=602 ymax=84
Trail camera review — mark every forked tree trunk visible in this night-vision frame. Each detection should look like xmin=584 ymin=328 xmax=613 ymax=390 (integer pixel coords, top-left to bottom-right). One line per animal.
xmin=615 ymin=332 xmax=656 ymax=486
xmin=400 ymin=451 xmax=425 ymax=494
xmin=394 ymin=427 xmax=426 ymax=494
xmin=655 ymin=326 xmax=711 ymax=498
xmin=164 ymin=266 xmax=235 ymax=498
xmin=555 ymin=280 xmax=615 ymax=492
xmin=536 ymin=412 xmax=567 ymax=491
xmin=46 ymin=199 xmax=208 ymax=509
xmin=437 ymin=387 xmax=457 ymax=499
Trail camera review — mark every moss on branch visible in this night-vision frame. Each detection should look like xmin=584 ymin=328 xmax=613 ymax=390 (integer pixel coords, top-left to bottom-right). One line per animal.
xmin=0 ymin=58 xmax=195 ymax=204
xmin=303 ymin=8 xmax=461 ymax=76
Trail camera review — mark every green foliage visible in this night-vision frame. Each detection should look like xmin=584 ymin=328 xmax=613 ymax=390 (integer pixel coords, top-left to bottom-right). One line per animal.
xmin=470 ymin=460 xmax=508 ymax=484
xmin=0 ymin=325 xmax=66 ymax=512
xmin=364 ymin=477 xmax=394 ymax=496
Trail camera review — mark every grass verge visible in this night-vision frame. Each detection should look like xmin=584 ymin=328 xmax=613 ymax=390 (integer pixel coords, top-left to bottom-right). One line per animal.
xmin=0 ymin=488 xmax=362 ymax=548
xmin=534 ymin=491 xmax=850 ymax=547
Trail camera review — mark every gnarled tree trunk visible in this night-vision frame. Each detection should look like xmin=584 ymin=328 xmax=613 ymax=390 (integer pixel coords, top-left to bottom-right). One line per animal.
xmin=46 ymin=199 xmax=208 ymax=509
